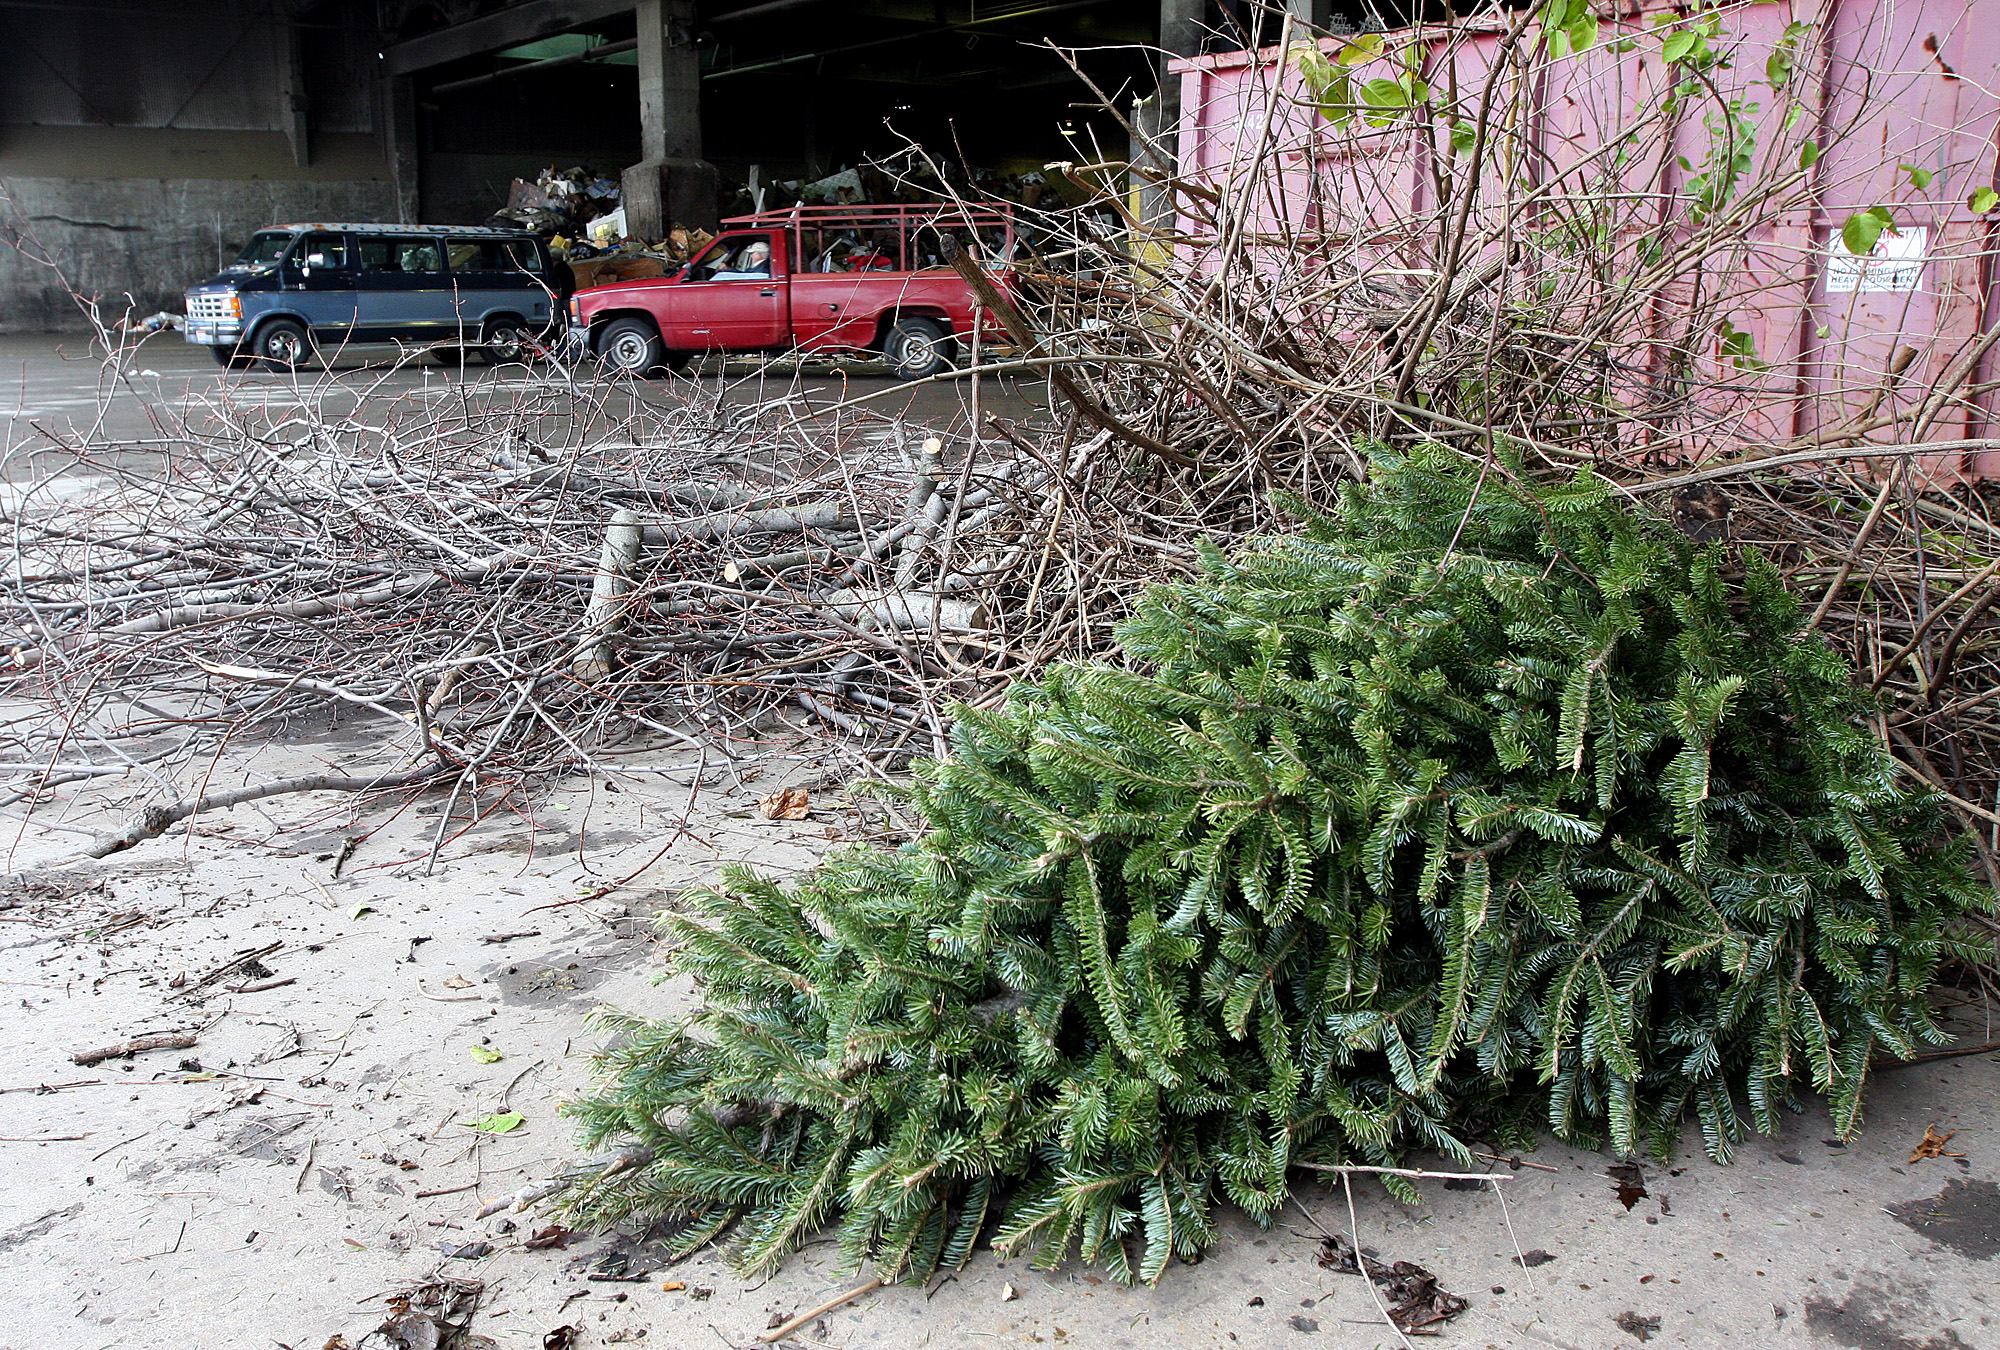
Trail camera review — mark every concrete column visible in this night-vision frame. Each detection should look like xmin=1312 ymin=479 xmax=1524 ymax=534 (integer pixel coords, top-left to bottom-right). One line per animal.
xmin=1136 ymin=0 xmax=1205 ymax=226
xmin=1158 ymin=0 xmax=1204 ymax=118
xmin=623 ymin=0 xmax=717 ymax=237
xmin=386 ymin=74 xmax=419 ymax=225
xmin=1284 ymin=0 xmax=1331 ymax=30
xmin=276 ymin=18 xmax=310 ymax=168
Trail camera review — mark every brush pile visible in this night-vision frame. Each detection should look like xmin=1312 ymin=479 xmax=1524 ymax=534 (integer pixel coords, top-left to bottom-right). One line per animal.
xmin=0 ymin=360 xmax=1247 ymax=853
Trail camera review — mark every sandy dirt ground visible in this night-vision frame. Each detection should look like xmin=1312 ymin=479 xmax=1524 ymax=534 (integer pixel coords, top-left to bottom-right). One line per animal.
xmin=2 ymin=727 xmax=1999 ymax=1350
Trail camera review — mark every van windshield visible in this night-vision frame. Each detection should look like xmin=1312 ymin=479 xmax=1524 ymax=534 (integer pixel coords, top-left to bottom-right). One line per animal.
xmin=230 ymin=232 xmax=294 ymax=270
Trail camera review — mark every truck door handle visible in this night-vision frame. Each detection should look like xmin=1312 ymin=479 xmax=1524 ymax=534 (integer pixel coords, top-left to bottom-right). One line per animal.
xmin=759 ymin=288 xmax=776 ymax=297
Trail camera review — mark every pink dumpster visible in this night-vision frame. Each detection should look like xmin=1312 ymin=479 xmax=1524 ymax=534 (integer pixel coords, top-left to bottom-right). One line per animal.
xmin=1169 ymin=1 xmax=2000 ymax=478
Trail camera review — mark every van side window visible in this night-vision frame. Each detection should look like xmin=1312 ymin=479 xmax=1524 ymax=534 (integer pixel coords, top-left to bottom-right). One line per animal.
xmin=358 ymin=237 xmax=441 ymax=274
xmin=299 ymin=233 xmax=347 ymax=270
xmin=399 ymin=239 xmax=443 ymax=273
xmin=447 ymin=238 xmax=531 ymax=273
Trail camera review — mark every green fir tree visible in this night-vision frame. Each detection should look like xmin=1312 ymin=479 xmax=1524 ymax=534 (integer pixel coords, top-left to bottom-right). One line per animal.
xmin=561 ymin=446 xmax=1987 ymax=1285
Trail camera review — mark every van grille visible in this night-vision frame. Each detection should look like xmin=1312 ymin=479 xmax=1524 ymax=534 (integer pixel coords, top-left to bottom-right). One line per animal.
xmin=186 ymin=293 xmax=236 ymax=321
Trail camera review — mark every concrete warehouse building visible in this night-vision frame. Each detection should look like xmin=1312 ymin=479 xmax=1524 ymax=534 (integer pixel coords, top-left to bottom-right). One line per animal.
xmin=0 ymin=0 xmax=1390 ymax=331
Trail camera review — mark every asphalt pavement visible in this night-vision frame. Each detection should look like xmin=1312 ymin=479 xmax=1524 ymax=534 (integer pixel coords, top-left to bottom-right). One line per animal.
xmin=0 ymin=330 xmax=1050 ymax=462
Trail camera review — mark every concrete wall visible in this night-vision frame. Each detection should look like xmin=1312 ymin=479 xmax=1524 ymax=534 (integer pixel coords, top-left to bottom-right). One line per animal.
xmin=0 ymin=1 xmax=396 ymax=332
xmin=1 ymin=161 xmax=396 ymax=333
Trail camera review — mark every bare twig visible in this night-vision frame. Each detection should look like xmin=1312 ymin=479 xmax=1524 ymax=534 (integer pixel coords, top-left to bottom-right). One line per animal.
xmin=71 ymin=1032 xmax=196 ymax=1066
xmin=756 ymin=1277 xmax=886 ymax=1344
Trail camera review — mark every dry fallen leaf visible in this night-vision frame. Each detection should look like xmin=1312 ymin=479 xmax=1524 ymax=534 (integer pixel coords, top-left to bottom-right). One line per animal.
xmin=758 ymin=786 xmax=811 ymax=820
xmin=523 ymin=1225 xmax=574 ymax=1251
xmin=442 ymin=974 xmax=474 ymax=990
xmin=1911 ymin=1123 xmax=1966 ymax=1162
xmin=660 ymin=1280 xmax=686 ymax=1292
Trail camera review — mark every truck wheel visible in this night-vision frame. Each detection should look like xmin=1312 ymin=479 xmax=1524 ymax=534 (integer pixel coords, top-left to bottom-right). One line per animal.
xmin=474 ymin=317 xmax=535 ymax=366
xmin=597 ymin=318 xmax=666 ymax=377
xmin=252 ymin=319 xmax=312 ymax=373
xmin=884 ymin=316 xmax=952 ymax=381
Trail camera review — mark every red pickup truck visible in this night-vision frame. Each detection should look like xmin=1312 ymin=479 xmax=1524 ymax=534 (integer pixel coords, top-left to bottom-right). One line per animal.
xmin=568 ymin=204 xmax=1018 ymax=381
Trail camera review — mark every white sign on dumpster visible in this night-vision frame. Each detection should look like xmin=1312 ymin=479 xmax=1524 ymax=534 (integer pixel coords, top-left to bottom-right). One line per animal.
xmin=1827 ymin=226 xmax=1926 ymax=293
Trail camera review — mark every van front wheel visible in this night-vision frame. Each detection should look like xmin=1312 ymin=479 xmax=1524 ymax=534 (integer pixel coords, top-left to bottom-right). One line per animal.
xmin=475 ymin=318 xmax=536 ymax=366
xmin=252 ymin=319 xmax=312 ymax=373
xmin=883 ymin=316 xmax=952 ymax=381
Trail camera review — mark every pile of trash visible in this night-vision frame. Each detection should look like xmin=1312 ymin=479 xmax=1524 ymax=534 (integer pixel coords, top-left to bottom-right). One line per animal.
xmin=486 ymin=164 xmax=621 ymax=239
xmin=483 ymin=158 xmax=1079 ymax=292
xmin=116 ymin=311 xmax=182 ymax=336
xmin=557 ymin=229 xmax=715 ymax=289
xmin=485 ymin=163 xmax=711 ymax=290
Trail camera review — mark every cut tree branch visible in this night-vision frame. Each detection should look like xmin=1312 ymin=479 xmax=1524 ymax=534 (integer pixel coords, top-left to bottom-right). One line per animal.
xmin=83 ymin=767 xmax=445 ymax=858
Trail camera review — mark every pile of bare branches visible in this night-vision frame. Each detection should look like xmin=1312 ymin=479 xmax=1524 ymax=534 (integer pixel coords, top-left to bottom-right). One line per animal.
xmin=1032 ymin=2 xmax=2000 ymax=473
xmin=0 ymin=343 xmax=1235 ymax=855
xmin=1713 ymin=465 xmax=2000 ymax=895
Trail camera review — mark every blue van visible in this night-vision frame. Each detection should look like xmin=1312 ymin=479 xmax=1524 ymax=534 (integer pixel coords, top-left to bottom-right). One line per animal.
xmin=183 ymin=223 xmax=571 ymax=370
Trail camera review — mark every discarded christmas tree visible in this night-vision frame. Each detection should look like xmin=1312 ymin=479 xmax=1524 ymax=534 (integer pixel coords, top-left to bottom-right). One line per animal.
xmin=561 ymin=447 xmax=1987 ymax=1284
